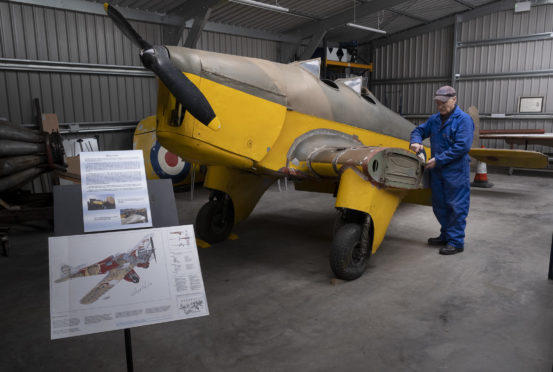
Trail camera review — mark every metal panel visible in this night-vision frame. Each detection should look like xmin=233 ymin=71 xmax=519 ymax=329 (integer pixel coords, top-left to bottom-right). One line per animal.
xmin=0 ymin=2 xmax=160 ymax=127
xmin=193 ymin=30 xmax=279 ymax=61
xmin=373 ymin=26 xmax=453 ymax=81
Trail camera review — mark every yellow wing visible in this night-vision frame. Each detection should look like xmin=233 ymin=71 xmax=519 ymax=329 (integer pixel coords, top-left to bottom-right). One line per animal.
xmin=469 ymin=148 xmax=548 ymax=168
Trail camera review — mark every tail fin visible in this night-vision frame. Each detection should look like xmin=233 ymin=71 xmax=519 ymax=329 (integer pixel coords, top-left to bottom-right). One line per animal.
xmin=54 ymin=264 xmax=72 ymax=283
xmin=61 ymin=264 xmax=71 ymax=276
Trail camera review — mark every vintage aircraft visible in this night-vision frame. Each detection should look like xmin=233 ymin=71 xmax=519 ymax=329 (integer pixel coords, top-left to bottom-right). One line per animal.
xmin=54 ymin=234 xmax=156 ymax=304
xmin=104 ymin=4 xmax=547 ymax=280
xmin=134 ymin=115 xmax=205 ymax=186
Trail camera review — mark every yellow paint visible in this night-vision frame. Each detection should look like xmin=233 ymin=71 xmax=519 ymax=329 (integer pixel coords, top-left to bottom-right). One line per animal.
xmin=469 ymin=148 xmax=548 ymax=168
xmin=133 ymin=115 xmax=204 ymax=186
xmin=336 ymin=168 xmax=405 ymax=253
xmin=204 ymin=165 xmax=275 ymax=224
xmin=196 ymin=239 xmax=211 ymax=249
xmin=228 ymin=233 xmax=239 ymax=240
xmin=326 ymin=60 xmax=373 ymax=71
xmin=258 ymin=110 xmax=411 ymax=173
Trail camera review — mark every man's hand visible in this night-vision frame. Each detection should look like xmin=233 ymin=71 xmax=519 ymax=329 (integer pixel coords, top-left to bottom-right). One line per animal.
xmin=425 ymin=157 xmax=436 ymax=169
xmin=410 ymin=143 xmax=423 ymax=153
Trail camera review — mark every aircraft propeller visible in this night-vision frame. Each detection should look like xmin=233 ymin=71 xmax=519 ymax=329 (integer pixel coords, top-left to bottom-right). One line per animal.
xmin=103 ymin=3 xmax=220 ymax=130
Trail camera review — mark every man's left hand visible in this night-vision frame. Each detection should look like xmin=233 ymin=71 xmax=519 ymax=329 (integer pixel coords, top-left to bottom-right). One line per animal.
xmin=425 ymin=157 xmax=436 ymax=169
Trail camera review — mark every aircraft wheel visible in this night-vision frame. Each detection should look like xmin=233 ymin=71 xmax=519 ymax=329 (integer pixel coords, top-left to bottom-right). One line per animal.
xmin=330 ymin=223 xmax=371 ymax=280
xmin=195 ymin=193 xmax=234 ymax=244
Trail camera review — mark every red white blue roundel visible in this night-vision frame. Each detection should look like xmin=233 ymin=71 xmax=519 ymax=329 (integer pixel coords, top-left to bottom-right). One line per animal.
xmin=150 ymin=141 xmax=190 ymax=183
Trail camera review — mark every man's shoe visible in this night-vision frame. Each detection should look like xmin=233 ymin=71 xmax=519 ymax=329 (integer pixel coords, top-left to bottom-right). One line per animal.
xmin=428 ymin=237 xmax=447 ymax=246
xmin=439 ymin=245 xmax=464 ymax=255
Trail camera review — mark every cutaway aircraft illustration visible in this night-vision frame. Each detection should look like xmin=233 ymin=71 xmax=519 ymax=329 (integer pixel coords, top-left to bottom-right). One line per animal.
xmin=104 ymin=4 xmax=548 ymax=280
xmin=54 ymin=234 xmax=156 ymax=304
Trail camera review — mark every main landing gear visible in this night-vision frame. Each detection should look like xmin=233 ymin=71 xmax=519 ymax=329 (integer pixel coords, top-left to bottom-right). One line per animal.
xmin=330 ymin=209 xmax=373 ymax=281
xmin=195 ymin=190 xmax=235 ymax=244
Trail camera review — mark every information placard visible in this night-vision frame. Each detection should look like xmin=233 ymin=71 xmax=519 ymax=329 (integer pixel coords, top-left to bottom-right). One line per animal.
xmin=80 ymin=150 xmax=152 ymax=232
xmin=518 ymin=96 xmax=544 ymax=113
xmin=49 ymin=226 xmax=208 ymax=339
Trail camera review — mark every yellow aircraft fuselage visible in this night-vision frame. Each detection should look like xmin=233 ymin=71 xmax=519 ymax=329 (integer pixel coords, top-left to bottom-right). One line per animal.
xmin=154 ymin=47 xmax=429 ymax=253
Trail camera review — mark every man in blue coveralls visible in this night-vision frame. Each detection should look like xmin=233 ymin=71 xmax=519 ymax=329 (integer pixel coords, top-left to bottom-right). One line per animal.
xmin=410 ymin=86 xmax=474 ymax=255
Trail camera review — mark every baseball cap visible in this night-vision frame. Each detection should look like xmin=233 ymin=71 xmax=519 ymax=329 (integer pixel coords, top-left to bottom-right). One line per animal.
xmin=433 ymin=85 xmax=456 ymax=102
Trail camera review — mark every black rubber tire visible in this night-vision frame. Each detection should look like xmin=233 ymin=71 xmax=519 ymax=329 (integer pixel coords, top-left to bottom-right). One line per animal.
xmin=195 ymin=199 xmax=234 ymax=244
xmin=330 ymin=223 xmax=370 ymax=280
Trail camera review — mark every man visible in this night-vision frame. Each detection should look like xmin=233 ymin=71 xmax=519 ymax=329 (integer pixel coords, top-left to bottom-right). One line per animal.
xmin=410 ymin=86 xmax=474 ymax=255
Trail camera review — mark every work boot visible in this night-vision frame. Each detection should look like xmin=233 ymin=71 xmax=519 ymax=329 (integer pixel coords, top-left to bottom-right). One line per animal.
xmin=427 ymin=237 xmax=447 ymax=246
xmin=439 ymin=245 xmax=464 ymax=255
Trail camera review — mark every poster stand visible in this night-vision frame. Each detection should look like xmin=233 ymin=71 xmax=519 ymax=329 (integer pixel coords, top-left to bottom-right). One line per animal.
xmin=53 ymin=179 xmax=179 ymax=372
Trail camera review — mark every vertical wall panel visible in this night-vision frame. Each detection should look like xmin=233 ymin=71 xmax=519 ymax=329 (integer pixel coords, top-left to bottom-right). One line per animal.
xmin=373 ymin=4 xmax=553 ymax=152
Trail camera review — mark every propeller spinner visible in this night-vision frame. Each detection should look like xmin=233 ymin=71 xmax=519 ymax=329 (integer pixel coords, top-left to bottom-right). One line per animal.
xmin=104 ymin=3 xmax=221 ymax=131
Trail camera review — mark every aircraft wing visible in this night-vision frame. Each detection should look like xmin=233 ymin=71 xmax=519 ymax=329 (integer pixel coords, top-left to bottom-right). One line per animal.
xmin=480 ymin=133 xmax=553 ymax=147
xmin=286 ymin=146 xmax=425 ymax=191
xmin=80 ymin=264 xmax=135 ymax=305
xmin=469 ymin=148 xmax=548 ymax=168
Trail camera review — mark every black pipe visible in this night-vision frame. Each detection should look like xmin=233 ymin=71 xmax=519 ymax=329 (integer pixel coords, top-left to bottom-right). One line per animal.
xmin=0 ymin=155 xmax=47 ymax=177
xmin=0 ymin=140 xmax=45 ymax=157
xmin=0 ymin=167 xmax=45 ymax=192
xmin=0 ymin=121 xmax=44 ymax=143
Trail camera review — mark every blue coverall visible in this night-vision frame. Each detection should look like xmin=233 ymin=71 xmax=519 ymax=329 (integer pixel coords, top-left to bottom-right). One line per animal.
xmin=410 ymin=105 xmax=474 ymax=249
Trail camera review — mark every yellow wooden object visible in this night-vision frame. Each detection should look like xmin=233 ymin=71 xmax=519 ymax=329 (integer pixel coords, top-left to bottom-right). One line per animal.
xmin=326 ymin=60 xmax=373 ymax=71
xmin=469 ymin=148 xmax=548 ymax=168
xmin=335 ymin=168 xmax=405 ymax=253
xmin=204 ymin=165 xmax=276 ymax=224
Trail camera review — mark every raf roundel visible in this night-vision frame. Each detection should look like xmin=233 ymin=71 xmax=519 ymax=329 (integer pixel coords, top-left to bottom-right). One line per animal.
xmin=150 ymin=141 xmax=190 ymax=183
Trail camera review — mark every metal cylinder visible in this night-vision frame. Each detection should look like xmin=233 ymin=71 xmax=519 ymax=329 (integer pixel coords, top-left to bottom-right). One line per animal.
xmin=307 ymin=146 xmax=424 ymax=190
xmin=0 ymin=121 xmax=44 ymax=143
xmin=0 ymin=140 xmax=46 ymax=157
xmin=0 ymin=155 xmax=47 ymax=177
xmin=0 ymin=167 xmax=45 ymax=192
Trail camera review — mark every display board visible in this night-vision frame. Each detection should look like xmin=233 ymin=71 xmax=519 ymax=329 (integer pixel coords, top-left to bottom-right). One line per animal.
xmin=49 ymin=225 xmax=208 ymax=339
xmin=80 ymin=150 xmax=152 ymax=232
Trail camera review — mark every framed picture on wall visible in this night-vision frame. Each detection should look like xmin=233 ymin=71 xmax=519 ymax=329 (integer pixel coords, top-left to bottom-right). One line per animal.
xmin=518 ymin=96 xmax=544 ymax=113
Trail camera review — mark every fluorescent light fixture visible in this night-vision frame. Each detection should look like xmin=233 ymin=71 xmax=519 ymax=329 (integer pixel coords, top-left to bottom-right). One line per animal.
xmin=346 ymin=23 xmax=386 ymax=35
xmin=229 ymin=0 xmax=289 ymax=13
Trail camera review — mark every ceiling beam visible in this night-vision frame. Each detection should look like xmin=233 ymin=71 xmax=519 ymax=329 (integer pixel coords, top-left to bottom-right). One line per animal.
xmin=8 ymin=0 xmax=183 ymax=25
xmin=299 ymin=28 xmax=327 ymax=60
xmin=183 ymin=9 xmax=212 ymax=48
xmin=287 ymin=0 xmax=412 ymax=39
xmin=369 ymin=0 xmax=521 ymax=48
xmin=386 ymin=8 xmax=429 ymax=24
xmin=162 ymin=0 xmax=219 ymax=45
xmin=451 ymin=0 xmax=475 ymax=9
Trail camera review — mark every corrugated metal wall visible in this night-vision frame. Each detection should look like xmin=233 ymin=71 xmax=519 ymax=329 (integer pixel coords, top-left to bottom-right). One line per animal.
xmin=0 ymin=2 xmax=280 ymax=128
xmin=371 ymin=27 xmax=453 ymax=116
xmin=0 ymin=1 xmax=160 ymax=126
xmin=457 ymin=5 xmax=553 ymax=152
xmin=371 ymin=4 xmax=553 ymax=153
xmin=0 ymin=1 xmax=279 ymax=192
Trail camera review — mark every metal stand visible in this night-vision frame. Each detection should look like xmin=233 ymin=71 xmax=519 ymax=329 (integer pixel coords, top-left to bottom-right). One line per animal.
xmin=547 ymin=232 xmax=553 ymax=280
xmin=124 ymin=328 xmax=134 ymax=372
xmin=52 ymin=179 xmax=179 ymax=371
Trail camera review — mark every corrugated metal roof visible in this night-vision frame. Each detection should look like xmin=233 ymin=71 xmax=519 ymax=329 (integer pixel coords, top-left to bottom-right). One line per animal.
xmin=90 ymin=0 xmax=500 ymax=41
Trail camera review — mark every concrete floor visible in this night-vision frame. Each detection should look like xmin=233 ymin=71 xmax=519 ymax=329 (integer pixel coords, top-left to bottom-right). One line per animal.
xmin=1 ymin=172 xmax=552 ymax=371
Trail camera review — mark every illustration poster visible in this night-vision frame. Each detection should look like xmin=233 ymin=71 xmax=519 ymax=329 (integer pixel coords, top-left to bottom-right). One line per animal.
xmin=49 ymin=226 xmax=209 ymax=339
xmin=80 ymin=150 xmax=152 ymax=232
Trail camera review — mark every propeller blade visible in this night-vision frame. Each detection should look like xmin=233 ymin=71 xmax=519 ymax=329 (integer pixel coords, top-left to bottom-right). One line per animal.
xmin=141 ymin=46 xmax=219 ymax=128
xmin=103 ymin=3 xmax=151 ymax=51
xmin=104 ymin=3 xmax=220 ymax=130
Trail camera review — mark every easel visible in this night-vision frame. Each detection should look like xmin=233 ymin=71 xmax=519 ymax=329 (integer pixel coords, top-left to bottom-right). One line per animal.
xmin=53 ymin=179 xmax=179 ymax=371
